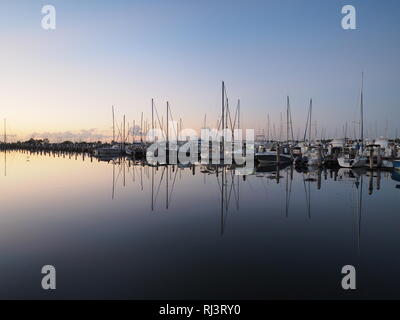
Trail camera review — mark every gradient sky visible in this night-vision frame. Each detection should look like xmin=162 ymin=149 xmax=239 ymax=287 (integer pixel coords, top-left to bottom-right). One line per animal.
xmin=1 ymin=0 xmax=400 ymax=141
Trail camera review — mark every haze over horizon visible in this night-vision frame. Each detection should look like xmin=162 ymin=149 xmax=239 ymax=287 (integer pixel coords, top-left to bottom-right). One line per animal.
xmin=1 ymin=0 xmax=400 ymax=142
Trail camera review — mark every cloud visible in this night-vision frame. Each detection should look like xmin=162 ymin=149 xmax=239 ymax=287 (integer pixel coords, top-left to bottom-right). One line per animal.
xmin=29 ymin=128 xmax=111 ymax=142
xmin=28 ymin=125 xmax=145 ymax=143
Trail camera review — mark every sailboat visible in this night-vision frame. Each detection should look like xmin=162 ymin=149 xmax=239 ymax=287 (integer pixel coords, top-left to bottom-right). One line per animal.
xmin=256 ymin=97 xmax=293 ymax=167
xmin=338 ymin=74 xmax=368 ymax=168
xmin=294 ymin=99 xmax=323 ymax=166
xmin=94 ymin=106 xmax=125 ymax=158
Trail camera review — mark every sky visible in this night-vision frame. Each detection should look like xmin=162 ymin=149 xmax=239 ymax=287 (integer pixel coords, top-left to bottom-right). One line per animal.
xmin=1 ymin=0 xmax=400 ymax=141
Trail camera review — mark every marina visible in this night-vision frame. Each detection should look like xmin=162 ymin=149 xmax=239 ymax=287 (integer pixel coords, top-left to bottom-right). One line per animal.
xmin=2 ymin=0 xmax=400 ymax=303
xmin=2 ymin=80 xmax=400 ymax=171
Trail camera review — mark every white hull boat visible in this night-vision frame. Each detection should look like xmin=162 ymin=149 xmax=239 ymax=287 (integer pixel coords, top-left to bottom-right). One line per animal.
xmin=338 ymin=156 xmax=367 ymax=168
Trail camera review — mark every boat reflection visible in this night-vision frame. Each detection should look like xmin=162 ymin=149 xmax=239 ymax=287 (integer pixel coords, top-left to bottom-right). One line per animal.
xmin=101 ymin=155 xmax=398 ymax=243
xmin=2 ymin=151 xmax=397 ymax=242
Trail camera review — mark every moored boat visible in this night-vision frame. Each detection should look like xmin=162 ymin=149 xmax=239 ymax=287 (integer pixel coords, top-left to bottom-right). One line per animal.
xmin=256 ymin=150 xmax=292 ymax=166
xmin=394 ymin=160 xmax=400 ymax=171
xmin=94 ymin=144 xmax=124 ymax=157
xmin=338 ymin=155 xmax=368 ymax=168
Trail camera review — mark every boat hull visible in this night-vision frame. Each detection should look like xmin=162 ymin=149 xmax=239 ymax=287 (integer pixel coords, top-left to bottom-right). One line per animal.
xmin=94 ymin=149 xmax=123 ymax=157
xmin=256 ymin=152 xmax=292 ymax=166
xmin=394 ymin=160 xmax=400 ymax=171
xmin=338 ymin=157 xmax=367 ymax=168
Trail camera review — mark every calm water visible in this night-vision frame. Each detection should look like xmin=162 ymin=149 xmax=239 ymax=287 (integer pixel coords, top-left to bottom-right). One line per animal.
xmin=1 ymin=150 xmax=400 ymax=299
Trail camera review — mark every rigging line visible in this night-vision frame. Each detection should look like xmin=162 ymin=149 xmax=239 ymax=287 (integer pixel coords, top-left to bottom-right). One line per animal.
xmin=226 ymin=173 xmax=235 ymax=211
xmin=216 ymin=171 xmax=223 ymax=195
xmin=153 ymin=103 xmax=166 ymax=140
xmin=357 ymin=175 xmax=363 ymax=255
xmin=246 ymin=177 xmax=254 ymax=192
xmin=226 ymin=102 xmax=234 ymax=131
xmin=289 ymin=104 xmax=294 ymax=141
xmin=230 ymin=171 xmax=239 ymax=210
xmin=223 ymin=203 xmax=229 ymax=229
xmin=131 ymin=164 xmax=136 ymax=183
xmin=303 ymin=104 xmax=310 ymax=142
xmin=236 ymin=175 xmax=240 ymax=210
xmin=302 ymin=173 xmax=311 ymax=219
xmin=222 ymin=170 xmax=230 ymax=229
xmin=168 ymin=106 xmax=178 ymax=138
xmin=285 ymin=171 xmax=289 ymax=218
xmin=229 ymin=106 xmax=234 ymax=131
xmin=154 ymin=166 xmax=166 ymax=205
xmin=232 ymin=100 xmax=239 ymax=130
xmin=308 ymin=180 xmax=311 ymax=219
xmin=223 ymin=85 xmax=230 ymax=109
xmin=226 ymin=171 xmax=237 ymax=211
xmin=115 ymin=119 xmax=124 ymax=140
xmin=128 ymin=164 xmax=139 ymax=182
xmin=217 ymin=118 xmax=221 ymax=131
xmin=114 ymin=161 xmax=123 ymax=187
xmin=168 ymin=167 xmax=179 ymax=204
xmin=140 ymin=167 xmax=144 ymax=191
xmin=286 ymin=169 xmax=294 ymax=216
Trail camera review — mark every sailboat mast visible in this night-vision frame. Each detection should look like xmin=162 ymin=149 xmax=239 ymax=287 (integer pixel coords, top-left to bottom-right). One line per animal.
xmin=287 ymin=96 xmax=290 ymax=144
xmin=166 ymin=101 xmax=169 ymax=144
xmin=309 ymin=99 xmax=312 ymax=144
xmin=237 ymin=99 xmax=240 ymax=130
xmin=179 ymin=117 xmax=182 ymax=141
xmin=140 ymin=112 xmax=143 ymax=143
xmin=112 ymin=106 xmax=115 ymax=143
xmin=151 ymin=98 xmax=154 ymax=141
xmin=3 ymin=119 xmax=6 ymax=144
xmin=287 ymin=98 xmax=294 ymax=142
xmin=222 ymin=81 xmax=225 ymax=131
xmin=226 ymin=98 xmax=229 ymax=130
xmin=222 ymin=81 xmax=225 ymax=152
xmin=133 ymin=120 xmax=135 ymax=143
xmin=123 ymin=115 xmax=126 ymax=147
xmin=360 ymin=72 xmax=364 ymax=152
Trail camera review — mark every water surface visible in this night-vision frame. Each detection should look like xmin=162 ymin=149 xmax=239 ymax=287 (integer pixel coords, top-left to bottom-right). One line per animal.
xmin=1 ymin=151 xmax=400 ymax=299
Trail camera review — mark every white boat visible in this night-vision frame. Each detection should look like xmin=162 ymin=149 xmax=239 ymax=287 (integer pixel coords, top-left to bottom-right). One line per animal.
xmin=302 ymin=145 xmax=323 ymax=166
xmin=374 ymin=137 xmax=393 ymax=158
xmin=327 ymin=138 xmax=346 ymax=156
xmin=338 ymin=155 xmax=367 ymax=168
